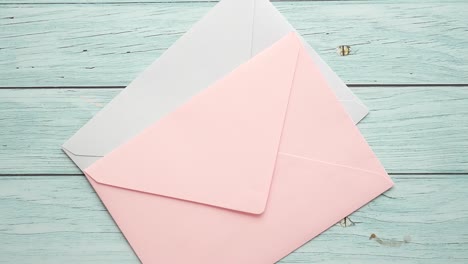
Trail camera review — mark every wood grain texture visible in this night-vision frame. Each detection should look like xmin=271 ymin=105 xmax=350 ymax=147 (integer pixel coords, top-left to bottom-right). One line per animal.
xmin=1 ymin=0 xmax=317 ymax=3
xmin=0 ymin=175 xmax=467 ymax=263
xmin=1 ymin=0 xmax=465 ymax=4
xmin=0 ymin=87 xmax=467 ymax=175
xmin=1 ymin=1 xmax=468 ymax=86
xmin=1 ymin=0 xmax=468 ymax=262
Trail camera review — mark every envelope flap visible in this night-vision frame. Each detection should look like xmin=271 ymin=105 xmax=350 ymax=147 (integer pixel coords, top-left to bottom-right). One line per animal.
xmin=251 ymin=0 xmax=369 ymax=123
xmin=85 ymin=34 xmax=301 ymax=215
xmin=62 ymin=0 xmax=257 ymax=160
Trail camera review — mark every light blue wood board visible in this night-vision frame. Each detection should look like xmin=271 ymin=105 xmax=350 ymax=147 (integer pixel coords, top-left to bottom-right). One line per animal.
xmin=0 ymin=175 xmax=467 ymax=263
xmin=1 ymin=0 xmax=468 ymax=263
xmin=1 ymin=1 xmax=467 ymax=86
xmin=1 ymin=0 xmax=466 ymax=4
xmin=0 ymin=87 xmax=467 ymax=175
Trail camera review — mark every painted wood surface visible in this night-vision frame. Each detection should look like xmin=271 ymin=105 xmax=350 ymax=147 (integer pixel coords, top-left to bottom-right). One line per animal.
xmin=1 ymin=1 xmax=468 ymax=86
xmin=1 ymin=0 xmax=468 ymax=263
xmin=1 ymin=175 xmax=467 ymax=263
xmin=2 ymin=0 xmax=465 ymax=4
xmin=1 ymin=87 xmax=467 ymax=175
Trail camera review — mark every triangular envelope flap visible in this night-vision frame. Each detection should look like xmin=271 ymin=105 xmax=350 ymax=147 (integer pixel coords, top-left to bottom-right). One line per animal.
xmin=252 ymin=0 xmax=368 ymax=123
xmin=279 ymin=44 xmax=391 ymax=178
xmin=85 ymin=34 xmax=301 ymax=215
xmin=63 ymin=0 xmax=256 ymax=158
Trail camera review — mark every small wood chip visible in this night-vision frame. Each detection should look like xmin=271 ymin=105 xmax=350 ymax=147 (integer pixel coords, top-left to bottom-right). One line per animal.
xmin=338 ymin=217 xmax=355 ymax=227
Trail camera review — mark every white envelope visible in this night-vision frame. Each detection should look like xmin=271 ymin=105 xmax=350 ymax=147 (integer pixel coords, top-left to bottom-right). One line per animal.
xmin=63 ymin=0 xmax=368 ymax=170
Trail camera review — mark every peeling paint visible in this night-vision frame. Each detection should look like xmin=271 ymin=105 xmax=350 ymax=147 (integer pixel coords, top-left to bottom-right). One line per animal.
xmin=369 ymin=233 xmax=411 ymax=247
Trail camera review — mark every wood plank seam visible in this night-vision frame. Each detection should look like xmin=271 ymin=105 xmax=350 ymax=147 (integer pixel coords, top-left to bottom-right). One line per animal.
xmin=1 ymin=84 xmax=468 ymax=89
xmin=2 ymin=173 xmax=468 ymax=176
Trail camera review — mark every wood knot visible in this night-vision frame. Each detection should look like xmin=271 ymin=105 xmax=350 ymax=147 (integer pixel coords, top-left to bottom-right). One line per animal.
xmin=337 ymin=45 xmax=351 ymax=56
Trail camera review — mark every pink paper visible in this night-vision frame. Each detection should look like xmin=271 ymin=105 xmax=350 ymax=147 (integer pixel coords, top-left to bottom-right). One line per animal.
xmin=85 ymin=32 xmax=393 ymax=263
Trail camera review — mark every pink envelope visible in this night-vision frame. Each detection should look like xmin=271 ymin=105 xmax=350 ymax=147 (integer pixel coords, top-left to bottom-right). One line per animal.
xmin=84 ymin=33 xmax=393 ymax=263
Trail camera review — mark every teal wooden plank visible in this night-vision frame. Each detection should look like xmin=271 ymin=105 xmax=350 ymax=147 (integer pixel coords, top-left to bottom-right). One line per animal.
xmin=0 ymin=175 xmax=467 ymax=263
xmin=1 ymin=1 xmax=467 ymax=86
xmin=1 ymin=0 xmax=465 ymax=4
xmin=0 ymin=87 xmax=467 ymax=175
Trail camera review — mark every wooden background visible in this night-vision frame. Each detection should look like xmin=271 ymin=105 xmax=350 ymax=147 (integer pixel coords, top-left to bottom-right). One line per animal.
xmin=1 ymin=0 xmax=467 ymax=263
